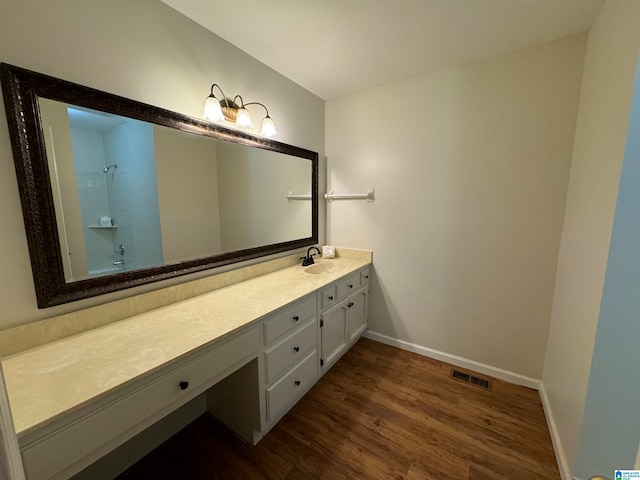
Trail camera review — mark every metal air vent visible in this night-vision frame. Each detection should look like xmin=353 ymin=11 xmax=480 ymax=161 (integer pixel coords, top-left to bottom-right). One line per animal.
xmin=450 ymin=369 xmax=491 ymax=390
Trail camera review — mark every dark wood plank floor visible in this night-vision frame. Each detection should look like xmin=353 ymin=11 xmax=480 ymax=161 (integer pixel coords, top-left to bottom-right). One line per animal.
xmin=117 ymin=337 xmax=560 ymax=479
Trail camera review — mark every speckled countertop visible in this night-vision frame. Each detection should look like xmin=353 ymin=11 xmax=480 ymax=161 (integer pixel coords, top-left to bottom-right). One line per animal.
xmin=2 ymin=251 xmax=371 ymax=438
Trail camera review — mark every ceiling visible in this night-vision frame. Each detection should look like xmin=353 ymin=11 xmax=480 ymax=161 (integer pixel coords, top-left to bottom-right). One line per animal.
xmin=161 ymin=0 xmax=605 ymax=100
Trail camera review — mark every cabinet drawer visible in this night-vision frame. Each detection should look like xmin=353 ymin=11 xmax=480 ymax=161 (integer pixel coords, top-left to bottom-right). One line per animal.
xmin=265 ymin=320 xmax=317 ymax=384
xmin=264 ymin=295 xmax=316 ymax=344
xmin=321 ymin=285 xmax=337 ymax=309
xmin=336 ymin=274 xmax=359 ymax=300
xmin=360 ymin=267 xmax=371 ymax=286
xmin=21 ymin=327 xmax=260 ymax=480
xmin=266 ymin=351 xmax=317 ymax=421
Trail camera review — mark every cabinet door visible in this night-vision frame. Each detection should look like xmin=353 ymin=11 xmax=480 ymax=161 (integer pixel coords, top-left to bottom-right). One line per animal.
xmin=348 ymin=288 xmax=369 ymax=341
xmin=321 ymin=300 xmax=348 ymax=369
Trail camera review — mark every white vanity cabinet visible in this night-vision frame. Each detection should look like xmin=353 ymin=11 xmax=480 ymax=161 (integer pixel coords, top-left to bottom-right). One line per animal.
xmin=319 ymin=300 xmax=348 ymax=369
xmin=262 ymin=294 xmax=319 ymax=428
xmin=5 ymin=252 xmax=372 ymax=480
xmin=20 ymin=326 xmax=261 ymax=480
xmin=260 ymin=266 xmax=370 ymax=430
xmin=319 ymin=267 xmax=370 ymax=370
xmin=347 ymin=287 xmax=369 ymax=341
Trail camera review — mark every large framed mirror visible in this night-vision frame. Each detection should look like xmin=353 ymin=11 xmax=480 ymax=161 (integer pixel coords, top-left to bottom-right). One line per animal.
xmin=1 ymin=63 xmax=318 ymax=308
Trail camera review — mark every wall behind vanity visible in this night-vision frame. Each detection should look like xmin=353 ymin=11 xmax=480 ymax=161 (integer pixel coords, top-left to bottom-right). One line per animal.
xmin=0 ymin=0 xmax=325 ymax=329
xmin=326 ymin=35 xmax=586 ymax=380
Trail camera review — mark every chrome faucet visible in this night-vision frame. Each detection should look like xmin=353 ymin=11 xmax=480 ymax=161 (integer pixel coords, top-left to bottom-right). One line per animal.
xmin=301 ymin=246 xmax=321 ymax=266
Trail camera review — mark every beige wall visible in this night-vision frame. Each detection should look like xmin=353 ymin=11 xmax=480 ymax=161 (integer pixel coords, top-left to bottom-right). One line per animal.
xmin=542 ymin=0 xmax=640 ymax=474
xmin=217 ymin=141 xmax=313 ymax=251
xmin=155 ymin=127 xmax=223 ymax=262
xmin=326 ymin=35 xmax=586 ymax=379
xmin=0 ymin=0 xmax=325 ymax=329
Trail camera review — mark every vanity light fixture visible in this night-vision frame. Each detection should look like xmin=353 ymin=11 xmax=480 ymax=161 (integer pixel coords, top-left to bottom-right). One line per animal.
xmin=203 ymin=83 xmax=278 ymax=137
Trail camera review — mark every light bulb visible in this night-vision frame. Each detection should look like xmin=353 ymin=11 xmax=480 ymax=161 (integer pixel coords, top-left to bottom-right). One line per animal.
xmin=203 ymin=95 xmax=224 ymax=122
xmin=261 ymin=116 xmax=278 ymax=137
xmin=235 ymin=107 xmax=253 ymax=128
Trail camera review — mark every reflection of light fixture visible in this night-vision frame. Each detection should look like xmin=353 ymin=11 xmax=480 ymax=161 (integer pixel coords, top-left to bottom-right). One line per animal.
xmin=203 ymin=84 xmax=278 ymax=137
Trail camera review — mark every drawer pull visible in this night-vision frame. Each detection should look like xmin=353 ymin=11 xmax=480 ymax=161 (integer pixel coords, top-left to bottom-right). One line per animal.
xmin=294 ymin=380 xmax=301 ymax=386
xmin=348 ymin=284 xmax=353 ymax=289
xmin=293 ymin=315 xmax=300 ymax=322
xmin=347 ymin=302 xmax=354 ymax=308
xmin=364 ymin=275 xmax=369 ymax=279
xmin=328 ymin=295 xmax=334 ymax=301
xmin=179 ymin=381 xmax=189 ymax=391
xmin=293 ymin=346 xmax=300 ymax=353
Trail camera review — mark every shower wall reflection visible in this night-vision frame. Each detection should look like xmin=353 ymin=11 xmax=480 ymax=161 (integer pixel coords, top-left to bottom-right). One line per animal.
xmin=72 ymin=111 xmax=163 ymax=278
xmin=40 ymin=99 xmax=164 ymax=280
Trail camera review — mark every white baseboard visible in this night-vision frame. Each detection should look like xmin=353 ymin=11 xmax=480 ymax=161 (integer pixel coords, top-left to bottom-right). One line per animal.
xmin=538 ymin=382 xmax=574 ymax=480
xmin=362 ymin=330 xmax=540 ymax=389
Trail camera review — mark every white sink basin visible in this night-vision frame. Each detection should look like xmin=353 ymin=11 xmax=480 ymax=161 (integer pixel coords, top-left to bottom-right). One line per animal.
xmin=303 ymin=262 xmax=345 ymax=275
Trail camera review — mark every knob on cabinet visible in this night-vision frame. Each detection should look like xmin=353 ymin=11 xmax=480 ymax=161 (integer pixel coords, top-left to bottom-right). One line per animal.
xmin=294 ymin=380 xmax=301 ymax=386
xmin=293 ymin=315 xmax=300 ymax=322
xmin=179 ymin=381 xmax=189 ymax=390
xmin=293 ymin=346 xmax=300 ymax=352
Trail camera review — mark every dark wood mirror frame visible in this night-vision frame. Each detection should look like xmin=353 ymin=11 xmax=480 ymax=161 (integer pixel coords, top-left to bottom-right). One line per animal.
xmin=0 ymin=63 xmax=318 ymax=308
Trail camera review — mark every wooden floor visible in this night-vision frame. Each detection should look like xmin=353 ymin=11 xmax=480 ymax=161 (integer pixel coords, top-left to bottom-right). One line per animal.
xmin=117 ymin=337 xmax=560 ymax=479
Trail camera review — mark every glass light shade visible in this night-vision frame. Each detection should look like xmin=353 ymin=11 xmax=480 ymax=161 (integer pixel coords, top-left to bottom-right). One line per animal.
xmin=235 ymin=108 xmax=253 ymax=128
xmin=261 ymin=116 xmax=278 ymax=137
xmin=203 ymin=96 xmax=224 ymax=122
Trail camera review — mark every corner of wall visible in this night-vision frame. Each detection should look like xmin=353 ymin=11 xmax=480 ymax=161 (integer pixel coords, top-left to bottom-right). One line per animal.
xmin=540 ymin=0 xmax=640 ymax=477
xmin=538 ymin=381 xmax=573 ymax=480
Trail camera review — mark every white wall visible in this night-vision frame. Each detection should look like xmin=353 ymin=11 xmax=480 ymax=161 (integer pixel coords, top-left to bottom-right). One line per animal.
xmin=217 ymin=141 xmax=313 ymax=251
xmin=541 ymin=0 xmax=640 ymax=475
xmin=70 ymin=127 xmax=115 ymax=275
xmin=326 ymin=35 xmax=586 ymax=379
xmin=0 ymin=0 xmax=325 ymax=330
xmin=155 ymin=127 xmax=222 ymax=262
xmin=572 ymin=26 xmax=640 ymax=478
